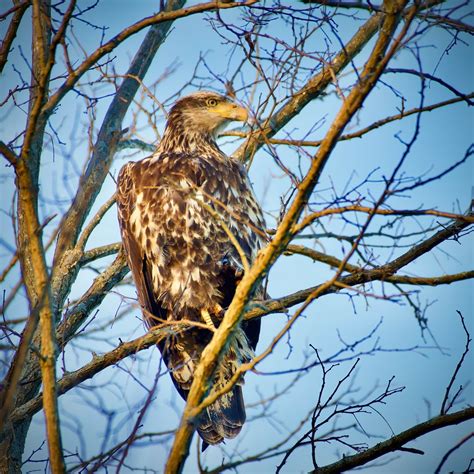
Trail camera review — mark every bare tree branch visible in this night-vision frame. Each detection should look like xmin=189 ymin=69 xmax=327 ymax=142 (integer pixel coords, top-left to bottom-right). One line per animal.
xmin=226 ymin=92 xmax=474 ymax=148
xmin=245 ymin=215 xmax=473 ymax=321
xmin=1 ymin=0 xmax=471 ymax=471
xmin=9 ymin=326 xmax=167 ymax=424
xmin=165 ymin=3 xmax=415 ymax=471
xmin=311 ymin=407 xmax=474 ymax=473
xmin=434 ymin=431 xmax=474 ymax=474
xmin=440 ymin=310 xmax=471 ymax=415
xmin=0 ymin=0 xmax=30 ymax=74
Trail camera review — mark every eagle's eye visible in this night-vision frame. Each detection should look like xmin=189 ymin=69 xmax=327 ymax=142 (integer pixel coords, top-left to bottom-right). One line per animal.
xmin=206 ymin=98 xmax=218 ymax=107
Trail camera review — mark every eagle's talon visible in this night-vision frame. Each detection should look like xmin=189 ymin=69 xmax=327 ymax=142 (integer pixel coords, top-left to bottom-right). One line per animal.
xmin=201 ymin=309 xmax=217 ymax=332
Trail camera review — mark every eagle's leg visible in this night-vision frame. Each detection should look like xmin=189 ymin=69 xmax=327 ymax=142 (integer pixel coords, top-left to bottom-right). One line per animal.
xmin=201 ymin=304 xmax=224 ymax=331
xmin=211 ymin=303 xmax=224 ymax=316
xmin=201 ymin=309 xmax=217 ymax=332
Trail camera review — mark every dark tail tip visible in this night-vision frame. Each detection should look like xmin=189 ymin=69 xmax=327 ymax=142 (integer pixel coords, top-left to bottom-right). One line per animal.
xmin=197 ymin=386 xmax=246 ymax=447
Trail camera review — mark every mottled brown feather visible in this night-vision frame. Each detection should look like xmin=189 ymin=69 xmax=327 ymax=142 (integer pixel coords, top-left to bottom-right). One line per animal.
xmin=117 ymin=91 xmax=266 ymax=447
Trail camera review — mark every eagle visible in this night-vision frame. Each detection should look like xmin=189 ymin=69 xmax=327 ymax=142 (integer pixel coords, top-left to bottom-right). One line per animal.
xmin=116 ymin=91 xmax=266 ymax=449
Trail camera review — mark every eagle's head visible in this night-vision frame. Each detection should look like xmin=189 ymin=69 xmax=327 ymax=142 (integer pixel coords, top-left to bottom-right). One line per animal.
xmin=164 ymin=91 xmax=248 ymax=144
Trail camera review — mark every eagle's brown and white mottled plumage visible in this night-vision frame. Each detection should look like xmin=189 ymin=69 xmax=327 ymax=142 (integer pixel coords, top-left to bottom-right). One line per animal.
xmin=116 ymin=91 xmax=266 ymax=448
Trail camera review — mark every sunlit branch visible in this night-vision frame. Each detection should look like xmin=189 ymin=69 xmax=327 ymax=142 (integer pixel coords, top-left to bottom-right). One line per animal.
xmin=245 ymin=216 xmax=473 ymax=321
xmin=42 ymin=1 xmax=258 ymax=116
xmin=233 ymin=0 xmax=441 ymax=163
xmin=287 ymin=245 xmax=474 ymax=286
xmin=80 ymin=243 xmax=122 ymax=265
xmin=233 ymin=6 xmax=385 ymax=162
xmin=0 ymin=141 xmax=19 ymax=166
xmin=295 ymin=206 xmax=474 ymax=233
xmin=224 ymin=93 xmax=474 ymax=148
xmin=10 ymin=315 xmax=229 ymax=424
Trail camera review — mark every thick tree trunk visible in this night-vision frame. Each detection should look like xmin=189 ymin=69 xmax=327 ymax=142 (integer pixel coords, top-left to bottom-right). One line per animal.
xmin=0 ymin=1 xmax=186 ymax=470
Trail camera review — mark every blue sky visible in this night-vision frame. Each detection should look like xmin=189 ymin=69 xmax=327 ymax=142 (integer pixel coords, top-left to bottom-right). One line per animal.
xmin=1 ymin=1 xmax=473 ymax=472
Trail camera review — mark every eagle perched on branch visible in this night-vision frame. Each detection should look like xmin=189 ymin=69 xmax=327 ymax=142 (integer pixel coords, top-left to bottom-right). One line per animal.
xmin=117 ymin=91 xmax=266 ymax=448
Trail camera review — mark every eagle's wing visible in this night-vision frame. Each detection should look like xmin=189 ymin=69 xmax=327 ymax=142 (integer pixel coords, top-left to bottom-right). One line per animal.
xmin=116 ymin=161 xmax=167 ymax=324
xmin=217 ymin=160 xmax=267 ymax=352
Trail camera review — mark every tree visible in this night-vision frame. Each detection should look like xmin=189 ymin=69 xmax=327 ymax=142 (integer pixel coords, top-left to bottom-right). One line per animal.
xmin=0 ymin=0 xmax=472 ymax=472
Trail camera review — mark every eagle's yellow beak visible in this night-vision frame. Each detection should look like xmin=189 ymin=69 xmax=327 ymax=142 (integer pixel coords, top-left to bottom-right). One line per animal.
xmin=213 ymin=102 xmax=248 ymax=122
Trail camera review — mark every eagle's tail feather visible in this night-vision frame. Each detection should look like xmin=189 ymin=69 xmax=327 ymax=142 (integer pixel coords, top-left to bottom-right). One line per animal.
xmin=197 ymin=385 xmax=245 ymax=450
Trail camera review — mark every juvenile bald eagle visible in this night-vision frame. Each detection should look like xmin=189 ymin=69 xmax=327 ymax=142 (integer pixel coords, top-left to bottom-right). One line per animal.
xmin=116 ymin=91 xmax=266 ymax=448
